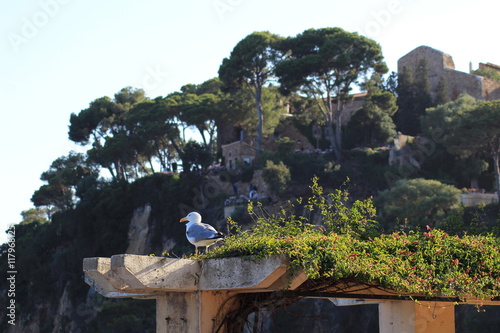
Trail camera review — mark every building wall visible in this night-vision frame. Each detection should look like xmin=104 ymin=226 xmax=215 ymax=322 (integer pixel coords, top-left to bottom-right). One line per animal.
xmin=221 ymin=141 xmax=256 ymax=169
xmin=397 ymin=45 xmax=486 ymax=101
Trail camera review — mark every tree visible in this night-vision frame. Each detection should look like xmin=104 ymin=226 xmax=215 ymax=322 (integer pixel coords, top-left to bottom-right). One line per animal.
xmin=276 ymin=27 xmax=387 ymax=161
xmin=413 ymin=59 xmax=433 ymax=113
xmin=345 ymin=78 xmax=397 ymax=147
xmin=20 ymin=208 xmax=49 ymax=225
xmin=375 ymin=178 xmax=461 ymax=230
xmin=125 ymin=98 xmax=182 ymax=173
xmin=68 ymin=87 xmax=148 ymax=181
xmin=262 ymin=160 xmax=291 ymax=196
xmin=181 ymin=141 xmax=213 ymax=172
xmin=393 ymin=59 xmax=433 ymax=135
xmin=219 ymin=31 xmax=284 ymax=153
xmin=419 ymin=94 xmax=486 ymax=188
xmin=31 ymin=152 xmax=97 ymax=216
xmin=445 ymin=100 xmax=500 ymax=191
xmin=471 ymin=67 xmax=500 ymax=82
xmin=434 ymin=77 xmax=450 ymax=106
xmin=173 ymin=79 xmax=225 ymax=156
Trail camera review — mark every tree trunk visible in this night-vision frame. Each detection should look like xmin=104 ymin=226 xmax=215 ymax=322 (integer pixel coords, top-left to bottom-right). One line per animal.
xmin=493 ymin=153 xmax=500 ymax=192
xmin=333 ymin=97 xmax=344 ymax=162
xmin=255 ymin=84 xmax=263 ymax=153
xmin=334 ymin=117 xmax=342 ymax=161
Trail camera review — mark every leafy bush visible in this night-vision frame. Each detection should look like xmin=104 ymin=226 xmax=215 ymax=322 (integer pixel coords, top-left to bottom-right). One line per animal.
xmin=275 ymin=136 xmax=296 ymax=157
xmin=284 ymin=153 xmax=331 ymax=183
xmin=375 ymin=178 xmax=462 ymax=230
xmin=262 ymin=160 xmax=291 ymax=195
xmin=94 ymin=299 xmax=155 ymax=332
xmin=203 ymin=179 xmax=500 ymax=300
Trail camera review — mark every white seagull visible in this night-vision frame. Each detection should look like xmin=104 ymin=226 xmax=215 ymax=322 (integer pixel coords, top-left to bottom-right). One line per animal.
xmin=180 ymin=212 xmax=224 ymax=253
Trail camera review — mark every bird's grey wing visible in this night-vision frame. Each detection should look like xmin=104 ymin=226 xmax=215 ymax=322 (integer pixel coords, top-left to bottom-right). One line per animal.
xmin=187 ymin=224 xmax=222 ymax=243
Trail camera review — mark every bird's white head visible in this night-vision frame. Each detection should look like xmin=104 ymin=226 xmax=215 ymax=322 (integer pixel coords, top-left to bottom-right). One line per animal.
xmin=180 ymin=212 xmax=202 ymax=224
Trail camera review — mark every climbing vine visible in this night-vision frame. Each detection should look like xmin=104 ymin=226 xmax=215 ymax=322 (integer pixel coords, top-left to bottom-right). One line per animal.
xmin=198 ymin=177 xmax=500 ymax=331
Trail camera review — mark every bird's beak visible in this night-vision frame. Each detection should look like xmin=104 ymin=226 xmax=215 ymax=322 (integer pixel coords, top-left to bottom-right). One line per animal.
xmin=180 ymin=217 xmax=188 ymax=223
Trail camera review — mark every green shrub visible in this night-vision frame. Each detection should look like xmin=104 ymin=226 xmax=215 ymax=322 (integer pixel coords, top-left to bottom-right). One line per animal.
xmin=262 ymin=160 xmax=291 ymax=195
xmin=275 ymin=136 xmax=296 ymax=157
xmin=203 ymin=178 xmax=500 ymax=300
xmin=375 ymin=178 xmax=462 ymax=230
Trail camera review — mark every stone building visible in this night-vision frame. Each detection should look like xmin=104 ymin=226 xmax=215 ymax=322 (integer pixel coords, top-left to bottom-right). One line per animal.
xmin=398 ymin=45 xmax=500 ymax=101
xmin=221 ymin=140 xmax=256 ymax=170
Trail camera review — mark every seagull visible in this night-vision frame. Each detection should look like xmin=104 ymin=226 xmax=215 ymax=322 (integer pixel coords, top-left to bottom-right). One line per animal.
xmin=180 ymin=212 xmax=224 ymax=253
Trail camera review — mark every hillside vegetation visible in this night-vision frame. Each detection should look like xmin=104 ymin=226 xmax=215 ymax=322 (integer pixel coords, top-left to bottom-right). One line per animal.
xmin=1 ymin=27 xmax=500 ymax=332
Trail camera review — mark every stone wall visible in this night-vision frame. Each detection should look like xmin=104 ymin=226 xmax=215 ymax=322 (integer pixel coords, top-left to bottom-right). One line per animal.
xmin=398 ymin=45 xmax=485 ymax=100
xmin=398 ymin=45 xmax=500 ymax=102
xmin=221 ymin=141 xmax=256 ymax=170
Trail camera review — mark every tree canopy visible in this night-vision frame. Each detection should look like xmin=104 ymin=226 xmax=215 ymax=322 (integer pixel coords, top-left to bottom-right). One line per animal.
xmin=345 ymin=77 xmax=397 ymax=148
xmin=275 ymin=27 xmax=387 ymax=161
xmin=445 ymin=100 xmax=500 ymax=191
xmin=394 ymin=59 xmax=435 ymax=135
xmin=219 ymin=31 xmax=284 ymax=153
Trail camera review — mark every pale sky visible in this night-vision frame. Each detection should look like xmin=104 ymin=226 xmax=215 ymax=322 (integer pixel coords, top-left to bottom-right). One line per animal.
xmin=1 ymin=0 xmax=499 ymax=244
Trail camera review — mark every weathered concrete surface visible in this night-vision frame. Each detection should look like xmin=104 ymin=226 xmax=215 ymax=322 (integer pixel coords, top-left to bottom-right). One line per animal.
xmin=379 ymin=301 xmax=454 ymax=333
xmin=83 ymin=257 xmax=147 ymax=298
xmin=84 ymin=254 xmax=301 ymax=333
xmin=111 ymin=254 xmax=200 ymax=292
xmin=199 ymin=255 xmax=289 ymax=291
xmin=83 ymin=254 xmax=498 ymax=333
xmin=84 ymin=254 xmax=299 ymax=296
xmin=461 ymin=193 xmax=499 ymax=206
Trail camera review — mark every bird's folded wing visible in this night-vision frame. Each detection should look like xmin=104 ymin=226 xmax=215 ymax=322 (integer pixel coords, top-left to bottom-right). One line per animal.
xmin=188 ymin=224 xmax=221 ymax=242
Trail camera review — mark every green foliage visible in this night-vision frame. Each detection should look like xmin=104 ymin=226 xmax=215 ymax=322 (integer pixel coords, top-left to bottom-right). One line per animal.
xmin=276 ymin=27 xmax=387 ymax=160
xmin=434 ymin=77 xmax=451 ymax=106
xmin=69 ymin=87 xmax=148 ymax=181
xmin=219 ymin=31 xmax=285 ymax=152
xmin=421 ymin=94 xmax=479 ymax=139
xmin=31 ymin=151 xmax=98 ymax=215
xmin=345 ymin=147 xmax=393 ymax=189
xmin=94 ymin=299 xmax=155 ymax=333
xmin=445 ymin=100 xmax=500 ymax=191
xmin=441 ymin=203 xmax=500 ymax=237
xmin=182 ymin=141 xmax=213 ymax=172
xmin=275 ymin=137 xmax=295 ymax=157
xmin=345 ymin=81 xmax=397 ymax=148
xmin=20 ymin=208 xmax=49 ymax=224
xmin=472 ymin=67 xmax=500 ymax=81
xmin=418 ymin=94 xmax=488 ymax=188
xmin=375 ymin=178 xmax=462 ymax=230
xmin=262 ymin=160 xmax=291 ymax=195
xmin=285 ymin=153 xmax=332 ymax=183
xmin=305 ymin=177 xmax=377 ymax=237
xmin=394 ymin=60 xmax=433 ymax=136
xmin=204 ymin=179 xmax=500 ymax=299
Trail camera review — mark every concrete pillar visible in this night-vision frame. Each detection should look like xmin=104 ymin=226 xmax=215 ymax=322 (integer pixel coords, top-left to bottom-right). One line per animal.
xmin=84 ymin=255 xmax=468 ymax=333
xmin=155 ymin=291 xmax=239 ymax=333
xmin=199 ymin=290 xmax=239 ymax=333
xmin=378 ymin=301 xmax=454 ymax=333
xmin=156 ymin=293 xmax=199 ymax=333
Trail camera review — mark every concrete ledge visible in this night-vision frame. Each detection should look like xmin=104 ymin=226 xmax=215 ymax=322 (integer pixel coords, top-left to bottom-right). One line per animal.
xmin=84 ymin=254 xmax=303 ymax=297
xmin=461 ymin=193 xmax=499 ymax=206
xmin=111 ymin=254 xmax=200 ymax=292
xmin=199 ymin=255 xmax=289 ymax=291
